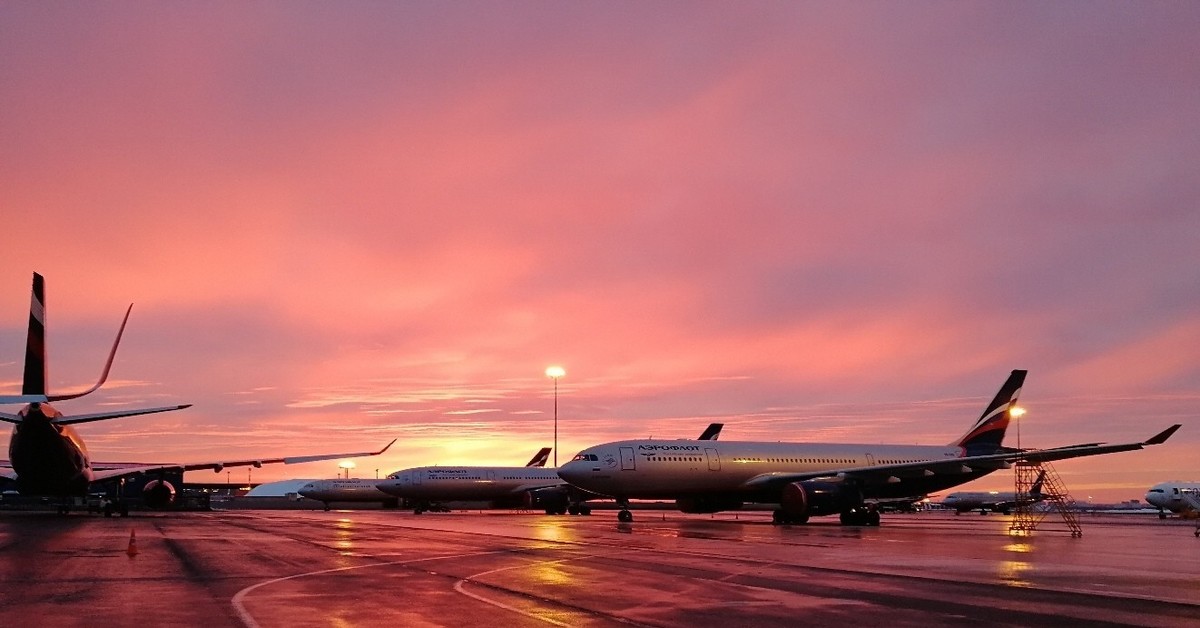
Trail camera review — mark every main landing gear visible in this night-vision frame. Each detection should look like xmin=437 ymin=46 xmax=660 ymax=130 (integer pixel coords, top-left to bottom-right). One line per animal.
xmin=616 ymin=498 xmax=633 ymax=523
xmin=566 ymin=503 xmax=591 ymax=516
xmin=838 ymin=507 xmax=881 ymax=526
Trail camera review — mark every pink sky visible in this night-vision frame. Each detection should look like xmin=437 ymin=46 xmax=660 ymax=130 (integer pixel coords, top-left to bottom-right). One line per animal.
xmin=2 ymin=4 xmax=1197 ymax=501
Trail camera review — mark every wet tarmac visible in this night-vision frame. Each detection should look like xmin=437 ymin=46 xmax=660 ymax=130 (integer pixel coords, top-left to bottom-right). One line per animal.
xmin=2 ymin=509 xmax=1197 ymax=627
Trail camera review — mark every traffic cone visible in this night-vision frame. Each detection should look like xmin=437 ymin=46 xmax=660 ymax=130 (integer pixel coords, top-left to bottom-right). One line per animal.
xmin=126 ymin=529 xmax=139 ymax=557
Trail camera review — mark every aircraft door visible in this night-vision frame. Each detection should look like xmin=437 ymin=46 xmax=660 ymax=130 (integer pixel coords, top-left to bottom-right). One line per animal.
xmin=413 ymin=470 xmax=422 ymax=486
xmin=619 ymin=447 xmax=636 ymax=471
xmin=866 ymin=453 xmax=876 ymax=466
xmin=487 ymin=470 xmax=495 ymax=481
xmin=705 ymin=448 xmax=720 ymax=471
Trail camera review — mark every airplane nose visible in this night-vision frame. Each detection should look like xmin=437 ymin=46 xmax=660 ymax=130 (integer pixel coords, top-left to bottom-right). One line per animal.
xmin=556 ymin=462 xmax=582 ymax=482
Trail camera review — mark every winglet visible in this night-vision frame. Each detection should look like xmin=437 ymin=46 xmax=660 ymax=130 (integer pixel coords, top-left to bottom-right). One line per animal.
xmin=46 ymin=304 xmax=133 ymax=402
xmin=1143 ymin=424 xmax=1181 ymax=446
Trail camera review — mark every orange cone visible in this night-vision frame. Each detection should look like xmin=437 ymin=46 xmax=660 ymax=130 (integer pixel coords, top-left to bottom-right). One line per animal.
xmin=126 ymin=529 xmax=139 ymax=557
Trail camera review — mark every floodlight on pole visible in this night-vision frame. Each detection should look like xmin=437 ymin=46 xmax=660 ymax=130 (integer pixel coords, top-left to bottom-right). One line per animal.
xmin=545 ymin=366 xmax=565 ymax=466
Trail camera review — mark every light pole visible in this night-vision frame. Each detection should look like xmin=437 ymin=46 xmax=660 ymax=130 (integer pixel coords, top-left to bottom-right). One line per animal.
xmin=545 ymin=366 xmax=565 ymax=467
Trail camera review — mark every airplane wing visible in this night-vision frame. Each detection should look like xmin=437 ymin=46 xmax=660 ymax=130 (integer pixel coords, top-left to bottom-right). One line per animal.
xmin=510 ymin=480 xmax=566 ymax=494
xmin=742 ymin=425 xmax=1181 ymax=492
xmin=90 ymin=439 xmax=396 ymax=483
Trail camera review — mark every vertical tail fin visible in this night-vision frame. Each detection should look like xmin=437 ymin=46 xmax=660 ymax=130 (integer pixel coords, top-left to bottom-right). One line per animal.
xmin=1030 ymin=470 xmax=1047 ymax=498
xmin=525 ymin=447 xmax=552 ymax=467
xmin=697 ymin=423 xmax=724 ymax=440
xmin=951 ymin=370 xmax=1027 ymax=454
xmin=22 ymin=273 xmax=47 ymax=396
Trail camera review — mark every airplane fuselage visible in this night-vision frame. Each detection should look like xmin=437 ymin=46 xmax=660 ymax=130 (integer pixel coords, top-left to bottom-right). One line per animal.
xmin=1145 ymin=481 xmax=1200 ymax=514
xmin=8 ymin=402 xmax=93 ymax=496
xmin=378 ymin=466 xmax=564 ymax=501
xmin=558 ymin=440 xmax=981 ymax=503
xmin=940 ymin=491 xmax=1016 ymax=512
xmin=298 ymin=478 xmax=393 ymax=503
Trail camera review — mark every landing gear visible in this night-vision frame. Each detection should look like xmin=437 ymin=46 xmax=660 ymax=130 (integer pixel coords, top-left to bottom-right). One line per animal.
xmin=567 ymin=504 xmax=592 ymax=516
xmin=838 ymin=507 xmax=880 ymax=526
xmin=617 ymin=509 xmax=633 ymax=523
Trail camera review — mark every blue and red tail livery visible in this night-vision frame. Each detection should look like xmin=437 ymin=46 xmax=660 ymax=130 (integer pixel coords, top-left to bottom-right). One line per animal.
xmin=951 ymin=369 xmax=1026 ymax=455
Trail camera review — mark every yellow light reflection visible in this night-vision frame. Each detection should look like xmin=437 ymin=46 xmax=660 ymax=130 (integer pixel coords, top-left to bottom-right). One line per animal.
xmin=545 ymin=366 xmax=565 ymax=379
xmin=530 ymin=560 xmax=574 ymax=587
xmin=1010 ymin=406 xmax=1026 ymax=418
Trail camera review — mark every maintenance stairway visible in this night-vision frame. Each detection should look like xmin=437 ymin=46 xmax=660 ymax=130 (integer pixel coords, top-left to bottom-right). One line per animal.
xmin=1008 ymin=461 xmax=1083 ymax=538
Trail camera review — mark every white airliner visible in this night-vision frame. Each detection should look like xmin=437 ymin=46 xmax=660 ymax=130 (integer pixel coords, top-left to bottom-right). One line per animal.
xmin=940 ymin=470 xmax=1046 ymax=514
xmin=376 ymin=424 xmax=727 ymax=515
xmin=0 ymin=273 xmax=393 ymax=515
xmin=297 ymin=447 xmax=553 ymax=510
xmin=558 ymin=370 xmax=1181 ymax=525
xmin=1144 ymin=481 xmax=1200 ymax=519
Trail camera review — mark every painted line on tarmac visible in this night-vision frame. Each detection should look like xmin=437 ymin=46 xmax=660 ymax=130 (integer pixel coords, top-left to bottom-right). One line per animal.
xmin=453 ymin=556 xmax=598 ymax=627
xmin=231 ymin=550 xmax=504 ymax=628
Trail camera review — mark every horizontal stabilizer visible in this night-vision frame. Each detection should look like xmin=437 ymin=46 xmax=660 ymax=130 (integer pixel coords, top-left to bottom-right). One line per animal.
xmin=0 ymin=395 xmax=49 ymax=405
xmin=53 ymin=404 xmax=193 ymax=425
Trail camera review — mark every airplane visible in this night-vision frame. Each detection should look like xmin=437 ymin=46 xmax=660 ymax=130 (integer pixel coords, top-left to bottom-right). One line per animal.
xmin=939 ymin=470 xmax=1047 ymax=514
xmin=297 ymin=447 xmax=554 ymax=510
xmin=1144 ymin=481 xmax=1200 ymax=519
xmin=0 ymin=273 xmax=394 ymax=515
xmin=376 ymin=423 xmax=727 ymax=515
xmin=557 ymin=370 xmax=1182 ymax=525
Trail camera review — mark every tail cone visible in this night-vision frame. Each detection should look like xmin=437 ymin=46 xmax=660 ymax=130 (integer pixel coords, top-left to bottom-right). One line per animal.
xmin=126 ymin=529 xmax=139 ymax=557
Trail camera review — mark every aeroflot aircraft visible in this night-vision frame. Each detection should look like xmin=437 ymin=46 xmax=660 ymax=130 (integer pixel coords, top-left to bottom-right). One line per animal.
xmin=377 ymin=423 xmax=726 ymax=515
xmin=298 ymin=447 xmax=553 ymax=510
xmin=0 ymin=273 xmax=393 ymax=515
xmin=939 ymin=470 xmax=1046 ymax=514
xmin=558 ymin=370 xmax=1181 ymax=525
xmin=1144 ymin=481 xmax=1200 ymax=519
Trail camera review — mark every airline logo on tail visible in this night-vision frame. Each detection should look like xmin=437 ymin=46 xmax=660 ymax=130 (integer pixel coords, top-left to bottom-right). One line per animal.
xmin=525 ymin=447 xmax=552 ymax=467
xmin=952 ymin=369 xmax=1027 ymax=455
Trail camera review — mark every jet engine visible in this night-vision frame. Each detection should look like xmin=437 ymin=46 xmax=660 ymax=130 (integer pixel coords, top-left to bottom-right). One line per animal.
xmin=777 ymin=481 xmax=861 ymax=523
xmin=675 ymin=496 xmax=744 ymax=514
xmin=142 ymin=479 xmax=177 ymax=509
xmin=525 ymin=486 xmax=570 ymax=514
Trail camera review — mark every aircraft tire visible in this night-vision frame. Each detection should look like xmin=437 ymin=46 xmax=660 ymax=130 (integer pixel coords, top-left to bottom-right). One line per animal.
xmin=617 ymin=510 xmax=633 ymax=523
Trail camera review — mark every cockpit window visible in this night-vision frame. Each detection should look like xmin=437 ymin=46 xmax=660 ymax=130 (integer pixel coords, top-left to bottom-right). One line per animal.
xmin=571 ymin=453 xmax=599 ymax=461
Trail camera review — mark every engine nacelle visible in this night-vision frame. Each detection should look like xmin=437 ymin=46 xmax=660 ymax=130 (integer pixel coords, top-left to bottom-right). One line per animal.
xmin=142 ymin=479 xmax=177 ymax=509
xmin=675 ymin=496 xmax=744 ymax=514
xmin=525 ymin=486 xmax=569 ymax=512
xmin=780 ymin=481 xmax=861 ymax=519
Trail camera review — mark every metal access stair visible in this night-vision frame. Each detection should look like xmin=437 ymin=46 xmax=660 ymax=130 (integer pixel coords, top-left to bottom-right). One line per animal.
xmin=1009 ymin=461 xmax=1083 ymax=538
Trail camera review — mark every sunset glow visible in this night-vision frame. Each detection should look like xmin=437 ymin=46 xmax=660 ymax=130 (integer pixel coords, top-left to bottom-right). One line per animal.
xmin=2 ymin=4 xmax=1197 ymax=502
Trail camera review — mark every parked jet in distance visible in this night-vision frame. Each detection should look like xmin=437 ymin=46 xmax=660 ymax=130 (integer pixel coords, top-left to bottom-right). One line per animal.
xmin=0 ymin=273 xmax=393 ymax=515
xmin=298 ymin=447 xmax=554 ymax=510
xmin=940 ymin=470 xmax=1046 ymax=514
xmin=377 ymin=424 xmax=727 ymax=515
xmin=558 ymin=370 xmax=1181 ymax=525
xmin=1144 ymin=481 xmax=1200 ymax=519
